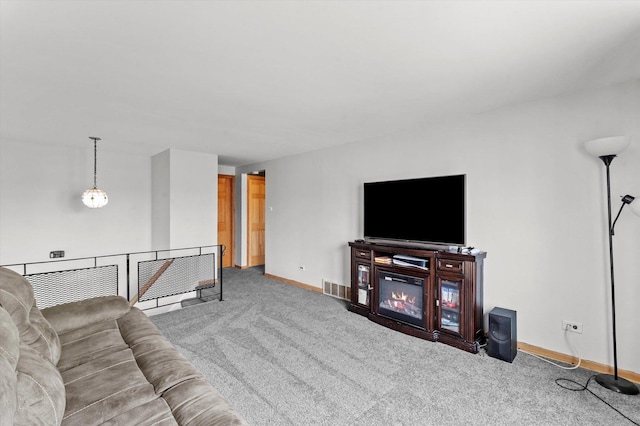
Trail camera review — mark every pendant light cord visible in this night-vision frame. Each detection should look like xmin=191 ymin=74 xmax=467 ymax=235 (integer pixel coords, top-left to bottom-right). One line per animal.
xmin=90 ymin=136 xmax=101 ymax=189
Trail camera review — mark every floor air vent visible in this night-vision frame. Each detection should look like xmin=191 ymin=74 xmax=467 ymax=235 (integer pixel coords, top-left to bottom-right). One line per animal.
xmin=323 ymin=279 xmax=350 ymax=301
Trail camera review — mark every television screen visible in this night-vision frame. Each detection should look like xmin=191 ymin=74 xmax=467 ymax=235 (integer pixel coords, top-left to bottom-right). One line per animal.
xmin=363 ymin=174 xmax=465 ymax=246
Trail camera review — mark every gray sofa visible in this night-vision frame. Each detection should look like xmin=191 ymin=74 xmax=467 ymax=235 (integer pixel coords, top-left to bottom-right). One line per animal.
xmin=0 ymin=266 xmax=247 ymax=425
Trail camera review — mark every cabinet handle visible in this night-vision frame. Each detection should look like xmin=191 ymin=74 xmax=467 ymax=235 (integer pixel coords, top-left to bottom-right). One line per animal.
xmin=445 ymin=264 xmax=453 ymax=268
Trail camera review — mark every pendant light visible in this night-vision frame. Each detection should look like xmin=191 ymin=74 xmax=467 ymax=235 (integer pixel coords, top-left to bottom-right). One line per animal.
xmin=81 ymin=137 xmax=109 ymax=208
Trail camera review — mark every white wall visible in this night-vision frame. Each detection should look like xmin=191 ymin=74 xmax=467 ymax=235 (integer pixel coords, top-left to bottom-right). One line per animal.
xmin=0 ymin=139 xmax=152 ymax=264
xmin=219 ymin=165 xmax=235 ymax=175
xmin=151 ymin=149 xmax=219 ymax=250
xmin=238 ymin=173 xmax=248 ymax=267
xmin=152 ymin=149 xmax=171 ymax=250
xmin=0 ymin=143 xmax=219 ymax=261
xmin=238 ymin=79 xmax=640 ymax=374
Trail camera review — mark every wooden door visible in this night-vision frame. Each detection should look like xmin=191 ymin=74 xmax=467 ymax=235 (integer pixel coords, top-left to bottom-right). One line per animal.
xmin=217 ymin=175 xmax=235 ymax=268
xmin=247 ymin=175 xmax=265 ymax=267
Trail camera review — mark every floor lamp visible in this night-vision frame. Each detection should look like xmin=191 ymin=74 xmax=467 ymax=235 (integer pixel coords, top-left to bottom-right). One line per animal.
xmin=584 ymin=136 xmax=639 ymax=395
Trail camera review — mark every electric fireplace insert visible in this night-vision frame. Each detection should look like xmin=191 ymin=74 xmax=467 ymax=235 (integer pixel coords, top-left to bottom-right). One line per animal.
xmin=377 ymin=270 xmax=425 ymax=328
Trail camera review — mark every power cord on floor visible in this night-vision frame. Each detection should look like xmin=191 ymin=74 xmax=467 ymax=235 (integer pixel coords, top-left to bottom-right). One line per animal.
xmin=519 ymin=324 xmax=582 ymax=370
xmin=515 ymin=326 xmax=638 ymax=423
xmin=555 ymin=375 xmax=639 ymax=425
xmin=522 ymin=325 xmax=639 ymax=425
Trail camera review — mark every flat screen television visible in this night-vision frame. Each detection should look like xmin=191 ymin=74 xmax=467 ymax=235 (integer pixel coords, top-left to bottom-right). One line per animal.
xmin=363 ymin=174 xmax=466 ymax=246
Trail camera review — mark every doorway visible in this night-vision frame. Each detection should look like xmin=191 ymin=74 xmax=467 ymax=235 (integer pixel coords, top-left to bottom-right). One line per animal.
xmin=217 ymin=174 xmax=235 ymax=268
xmin=247 ymin=174 xmax=265 ymax=267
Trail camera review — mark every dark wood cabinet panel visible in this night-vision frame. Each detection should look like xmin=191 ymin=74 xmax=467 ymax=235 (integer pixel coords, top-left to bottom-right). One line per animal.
xmin=348 ymin=241 xmax=486 ymax=353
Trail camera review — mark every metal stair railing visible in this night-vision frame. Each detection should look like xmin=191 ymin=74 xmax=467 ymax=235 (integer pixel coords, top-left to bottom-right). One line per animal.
xmin=1 ymin=245 xmax=224 ymax=311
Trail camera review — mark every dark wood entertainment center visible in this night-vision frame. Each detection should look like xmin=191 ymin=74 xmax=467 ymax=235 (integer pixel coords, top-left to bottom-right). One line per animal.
xmin=348 ymin=240 xmax=486 ymax=353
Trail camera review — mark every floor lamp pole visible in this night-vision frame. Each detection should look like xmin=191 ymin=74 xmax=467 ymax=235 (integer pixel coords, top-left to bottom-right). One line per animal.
xmin=594 ymin=155 xmax=639 ymax=395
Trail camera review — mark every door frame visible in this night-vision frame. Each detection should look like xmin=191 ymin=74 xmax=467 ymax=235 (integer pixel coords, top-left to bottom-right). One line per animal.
xmin=217 ymin=174 xmax=235 ymax=268
xmin=246 ymin=173 xmax=266 ymax=267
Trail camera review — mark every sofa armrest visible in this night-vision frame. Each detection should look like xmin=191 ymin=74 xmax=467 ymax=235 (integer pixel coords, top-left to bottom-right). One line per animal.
xmin=41 ymin=295 xmax=131 ymax=334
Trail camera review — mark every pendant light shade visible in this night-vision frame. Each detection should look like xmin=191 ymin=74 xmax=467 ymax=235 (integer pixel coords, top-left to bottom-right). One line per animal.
xmin=82 ymin=137 xmax=108 ymax=208
xmin=82 ymin=187 xmax=108 ymax=208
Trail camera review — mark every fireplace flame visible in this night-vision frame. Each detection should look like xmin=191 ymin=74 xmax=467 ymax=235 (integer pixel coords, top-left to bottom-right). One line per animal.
xmin=391 ymin=291 xmax=416 ymax=305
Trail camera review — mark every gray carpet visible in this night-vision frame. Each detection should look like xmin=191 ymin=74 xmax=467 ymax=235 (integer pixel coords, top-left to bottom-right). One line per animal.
xmin=151 ymin=267 xmax=640 ymax=425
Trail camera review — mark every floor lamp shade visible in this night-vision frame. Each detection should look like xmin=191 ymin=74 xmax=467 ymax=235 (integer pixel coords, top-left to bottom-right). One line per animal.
xmin=584 ymin=136 xmax=631 ymax=157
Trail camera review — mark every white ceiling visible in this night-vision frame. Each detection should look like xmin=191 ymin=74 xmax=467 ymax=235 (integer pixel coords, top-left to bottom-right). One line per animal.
xmin=1 ymin=1 xmax=639 ymax=166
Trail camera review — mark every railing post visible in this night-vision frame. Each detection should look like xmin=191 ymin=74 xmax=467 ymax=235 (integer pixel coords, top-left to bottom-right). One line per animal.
xmin=126 ymin=254 xmax=130 ymax=302
xmin=219 ymin=244 xmax=224 ymax=301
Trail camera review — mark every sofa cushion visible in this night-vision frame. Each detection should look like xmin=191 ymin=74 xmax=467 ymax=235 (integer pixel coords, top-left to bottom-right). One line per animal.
xmin=0 ymin=267 xmax=61 ymax=364
xmin=56 ymin=319 xmax=129 ymax=372
xmin=42 ymin=295 xmax=130 ymax=335
xmin=129 ymin=337 xmax=205 ymax=394
xmin=99 ymin=398 xmax=178 ymax=426
xmin=119 ymin=308 xmax=203 ymax=393
xmin=15 ymin=344 xmax=66 ymax=426
xmin=0 ymin=306 xmax=19 ymax=426
xmin=163 ymin=378 xmax=247 ymax=425
xmin=117 ymin=304 xmax=166 ymax=343
xmin=60 ymin=348 xmax=166 ymax=426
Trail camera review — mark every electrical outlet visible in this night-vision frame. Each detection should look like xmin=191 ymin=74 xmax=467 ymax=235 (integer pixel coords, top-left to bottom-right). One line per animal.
xmin=563 ymin=320 xmax=583 ymax=334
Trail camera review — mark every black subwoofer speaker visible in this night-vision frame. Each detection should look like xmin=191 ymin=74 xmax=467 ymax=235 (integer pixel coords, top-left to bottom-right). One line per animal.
xmin=487 ymin=307 xmax=517 ymax=362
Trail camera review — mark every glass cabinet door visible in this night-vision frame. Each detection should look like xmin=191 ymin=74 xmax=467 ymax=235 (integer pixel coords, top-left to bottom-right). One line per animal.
xmin=357 ymin=263 xmax=370 ymax=306
xmin=439 ymin=279 xmax=461 ymax=334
